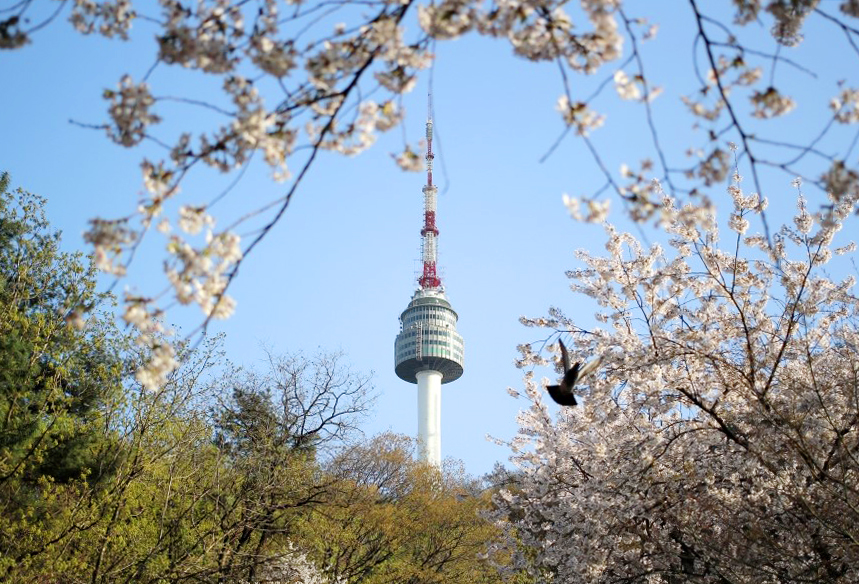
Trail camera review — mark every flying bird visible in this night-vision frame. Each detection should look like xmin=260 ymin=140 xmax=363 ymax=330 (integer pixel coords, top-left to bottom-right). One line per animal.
xmin=546 ymin=339 xmax=601 ymax=407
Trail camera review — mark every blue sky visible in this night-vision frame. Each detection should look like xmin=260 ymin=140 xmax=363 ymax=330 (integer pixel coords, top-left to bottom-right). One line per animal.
xmin=2 ymin=1 xmax=856 ymax=476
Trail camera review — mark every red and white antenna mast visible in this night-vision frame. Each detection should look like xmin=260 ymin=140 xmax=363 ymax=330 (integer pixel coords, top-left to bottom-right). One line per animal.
xmin=419 ymin=89 xmax=441 ymax=289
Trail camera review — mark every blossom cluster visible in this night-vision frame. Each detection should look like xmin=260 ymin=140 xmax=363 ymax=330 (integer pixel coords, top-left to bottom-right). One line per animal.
xmin=157 ymin=0 xmax=245 ymax=73
xmin=258 ymin=542 xmax=342 ymax=584
xmin=750 ymin=86 xmax=796 ymax=119
xmin=556 ymin=96 xmax=605 ymax=136
xmin=562 ymin=194 xmax=610 ymax=223
xmin=613 ymin=69 xmax=661 ymax=102
xmin=157 ymin=205 xmax=239 ymax=317
xmin=831 ymin=87 xmax=859 ymax=124
xmin=472 ymin=0 xmax=623 ymax=72
xmin=70 ymin=0 xmax=135 ymax=39
xmin=122 ymin=296 xmax=178 ymax=391
xmin=105 ymin=75 xmax=160 ymax=147
xmin=83 ymin=217 xmax=136 ymax=276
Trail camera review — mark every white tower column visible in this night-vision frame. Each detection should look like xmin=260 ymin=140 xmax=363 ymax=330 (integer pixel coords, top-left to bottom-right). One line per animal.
xmin=416 ymin=369 xmax=443 ymax=465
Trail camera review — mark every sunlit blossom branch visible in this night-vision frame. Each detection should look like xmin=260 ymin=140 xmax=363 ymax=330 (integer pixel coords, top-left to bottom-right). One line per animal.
xmin=689 ymin=0 xmax=772 ymax=248
xmin=196 ymin=4 xmax=413 ymax=337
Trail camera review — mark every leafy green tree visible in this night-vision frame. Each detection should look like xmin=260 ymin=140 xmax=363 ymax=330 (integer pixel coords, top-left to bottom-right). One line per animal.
xmin=207 ymin=349 xmax=375 ymax=581
xmin=302 ymin=433 xmax=511 ymax=584
xmin=0 ymin=172 xmax=129 ymax=578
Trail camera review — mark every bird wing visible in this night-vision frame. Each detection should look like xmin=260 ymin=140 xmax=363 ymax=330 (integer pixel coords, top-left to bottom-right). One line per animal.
xmin=559 ymin=339 xmax=571 ymax=372
xmin=577 ymin=356 xmax=602 ymax=382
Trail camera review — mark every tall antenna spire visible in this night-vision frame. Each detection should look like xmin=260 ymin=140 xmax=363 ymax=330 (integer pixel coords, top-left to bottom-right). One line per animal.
xmin=419 ymin=89 xmax=440 ymax=289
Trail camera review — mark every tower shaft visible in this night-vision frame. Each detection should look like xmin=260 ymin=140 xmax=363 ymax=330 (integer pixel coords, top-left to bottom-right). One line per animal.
xmin=416 ymin=370 xmax=442 ymax=464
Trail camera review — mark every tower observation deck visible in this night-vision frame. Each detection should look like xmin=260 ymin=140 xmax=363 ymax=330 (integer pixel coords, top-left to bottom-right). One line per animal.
xmin=394 ymin=289 xmax=465 ymax=384
xmin=393 ymin=91 xmax=464 ymax=465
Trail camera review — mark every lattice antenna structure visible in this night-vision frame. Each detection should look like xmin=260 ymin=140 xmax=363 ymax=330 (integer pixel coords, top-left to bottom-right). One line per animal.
xmin=419 ymin=89 xmax=441 ymax=290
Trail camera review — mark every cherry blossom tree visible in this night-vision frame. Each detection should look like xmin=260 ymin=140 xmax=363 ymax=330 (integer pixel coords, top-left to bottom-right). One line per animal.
xmin=492 ymin=173 xmax=859 ymax=582
xmin=2 ymin=1 xmax=858 ymax=391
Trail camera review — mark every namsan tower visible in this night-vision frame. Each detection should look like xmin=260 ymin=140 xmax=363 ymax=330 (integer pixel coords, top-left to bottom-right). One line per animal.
xmin=394 ymin=92 xmax=464 ymax=466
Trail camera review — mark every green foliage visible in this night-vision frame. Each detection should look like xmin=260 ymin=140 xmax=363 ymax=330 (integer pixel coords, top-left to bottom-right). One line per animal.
xmin=0 ymin=173 xmax=125 ymax=487
xmin=300 ymin=433 xmax=510 ymax=584
xmin=0 ymin=173 xmax=129 ymax=579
